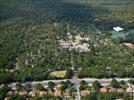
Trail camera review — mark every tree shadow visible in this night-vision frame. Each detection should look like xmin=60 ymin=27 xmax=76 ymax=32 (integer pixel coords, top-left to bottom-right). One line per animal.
xmin=33 ymin=0 xmax=110 ymax=24
xmin=0 ymin=0 xmax=110 ymax=24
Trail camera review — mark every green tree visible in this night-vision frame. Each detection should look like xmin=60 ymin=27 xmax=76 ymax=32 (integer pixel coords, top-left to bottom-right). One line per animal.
xmin=0 ymin=84 xmax=10 ymax=100
xmin=79 ymin=80 xmax=88 ymax=90
xmin=92 ymin=81 xmax=102 ymax=92
xmin=24 ymin=84 xmax=32 ymax=92
xmin=60 ymin=81 xmax=67 ymax=93
xmin=48 ymin=81 xmax=55 ymax=91
xmin=16 ymin=82 xmax=23 ymax=91
xmin=110 ymin=79 xmax=120 ymax=88
xmin=128 ymin=79 xmax=134 ymax=85
xmin=34 ymin=84 xmax=44 ymax=91
xmin=65 ymin=80 xmax=73 ymax=88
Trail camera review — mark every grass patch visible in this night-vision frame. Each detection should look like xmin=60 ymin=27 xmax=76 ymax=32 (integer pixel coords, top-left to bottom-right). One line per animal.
xmin=50 ymin=70 xmax=67 ymax=78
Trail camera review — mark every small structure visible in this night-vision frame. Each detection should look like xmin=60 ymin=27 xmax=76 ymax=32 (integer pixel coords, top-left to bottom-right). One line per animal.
xmin=64 ymin=89 xmax=71 ymax=97
xmin=126 ymin=86 xmax=133 ymax=93
xmin=67 ymin=32 xmax=72 ymax=39
xmin=80 ymin=90 xmax=90 ymax=96
xmin=19 ymin=91 xmax=27 ymax=96
xmin=113 ymin=27 xmax=124 ymax=32
xmin=4 ymin=97 xmax=10 ymax=100
xmin=83 ymin=37 xmax=90 ymax=41
xmin=75 ymin=43 xmax=89 ymax=52
xmin=117 ymin=88 xmax=125 ymax=93
xmin=55 ymin=87 xmax=62 ymax=96
xmin=59 ymin=40 xmax=71 ymax=49
xmin=75 ymin=35 xmax=83 ymax=42
xmin=29 ymin=91 xmax=37 ymax=97
xmin=108 ymin=87 xmax=117 ymax=92
xmin=39 ymin=91 xmax=47 ymax=97
xmin=100 ymin=86 xmax=109 ymax=93
xmin=123 ymin=43 xmax=134 ymax=49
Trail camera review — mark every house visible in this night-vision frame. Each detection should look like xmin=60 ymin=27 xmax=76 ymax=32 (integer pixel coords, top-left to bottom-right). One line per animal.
xmin=80 ymin=90 xmax=90 ymax=96
xmin=100 ymin=86 xmax=109 ymax=93
xmin=39 ymin=91 xmax=47 ymax=97
xmin=84 ymin=37 xmax=90 ymax=41
xmin=67 ymin=32 xmax=72 ymax=39
xmin=19 ymin=91 xmax=27 ymax=96
xmin=108 ymin=87 xmax=117 ymax=92
xmin=4 ymin=97 xmax=10 ymax=100
xmin=117 ymin=88 xmax=125 ymax=93
xmin=29 ymin=91 xmax=37 ymax=97
xmin=55 ymin=87 xmax=62 ymax=96
xmin=64 ymin=89 xmax=71 ymax=97
xmin=123 ymin=43 xmax=134 ymax=49
xmin=75 ymin=35 xmax=83 ymax=42
xmin=113 ymin=27 xmax=124 ymax=32
xmin=126 ymin=86 xmax=133 ymax=93
xmin=59 ymin=40 xmax=71 ymax=48
xmin=75 ymin=43 xmax=89 ymax=52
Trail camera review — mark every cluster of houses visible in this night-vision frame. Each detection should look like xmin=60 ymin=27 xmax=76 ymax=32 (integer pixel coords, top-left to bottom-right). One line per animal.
xmin=3 ymin=81 xmax=75 ymax=100
xmin=58 ymin=33 xmax=90 ymax=52
xmin=2 ymin=79 xmax=134 ymax=100
xmin=80 ymin=83 xmax=134 ymax=97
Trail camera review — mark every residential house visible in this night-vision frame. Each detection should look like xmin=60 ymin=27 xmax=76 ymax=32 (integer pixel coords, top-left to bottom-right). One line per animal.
xmin=126 ymin=86 xmax=133 ymax=93
xmin=75 ymin=35 xmax=82 ymax=42
xmin=55 ymin=87 xmax=62 ymax=96
xmin=39 ymin=91 xmax=47 ymax=97
xmin=108 ymin=87 xmax=117 ymax=92
xmin=117 ymin=88 xmax=125 ymax=93
xmin=80 ymin=90 xmax=90 ymax=96
xmin=59 ymin=40 xmax=72 ymax=49
xmin=4 ymin=97 xmax=10 ymax=100
xmin=29 ymin=91 xmax=37 ymax=97
xmin=19 ymin=90 xmax=27 ymax=96
xmin=64 ymin=89 xmax=71 ymax=97
xmin=100 ymin=86 xmax=109 ymax=93
xmin=123 ymin=43 xmax=134 ymax=49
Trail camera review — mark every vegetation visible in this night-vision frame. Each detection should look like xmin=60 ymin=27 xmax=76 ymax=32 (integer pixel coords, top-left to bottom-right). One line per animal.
xmin=0 ymin=0 xmax=134 ymax=84
xmin=0 ymin=85 xmax=10 ymax=100
xmin=128 ymin=79 xmax=134 ymax=85
xmin=92 ymin=81 xmax=102 ymax=92
xmin=50 ymin=70 xmax=67 ymax=78
xmin=79 ymin=80 xmax=88 ymax=90
xmin=82 ymin=92 xmax=132 ymax=100
xmin=110 ymin=79 xmax=120 ymax=88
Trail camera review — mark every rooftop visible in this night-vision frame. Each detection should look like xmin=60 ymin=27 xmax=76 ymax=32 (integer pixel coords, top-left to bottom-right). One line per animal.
xmin=113 ymin=27 xmax=124 ymax=32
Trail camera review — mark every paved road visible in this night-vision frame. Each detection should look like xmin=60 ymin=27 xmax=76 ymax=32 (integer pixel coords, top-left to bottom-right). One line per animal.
xmin=75 ymin=85 xmax=80 ymax=100
xmin=71 ymin=76 xmax=81 ymax=100
xmin=8 ymin=78 xmax=133 ymax=89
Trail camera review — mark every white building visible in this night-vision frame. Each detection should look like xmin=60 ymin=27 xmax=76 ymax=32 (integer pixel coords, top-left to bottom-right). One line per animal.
xmin=113 ymin=26 xmax=124 ymax=32
xmin=75 ymin=43 xmax=89 ymax=52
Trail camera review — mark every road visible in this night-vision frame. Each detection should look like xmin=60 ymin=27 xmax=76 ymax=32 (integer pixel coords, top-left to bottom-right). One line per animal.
xmin=71 ymin=76 xmax=80 ymax=100
xmin=8 ymin=78 xmax=133 ymax=87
